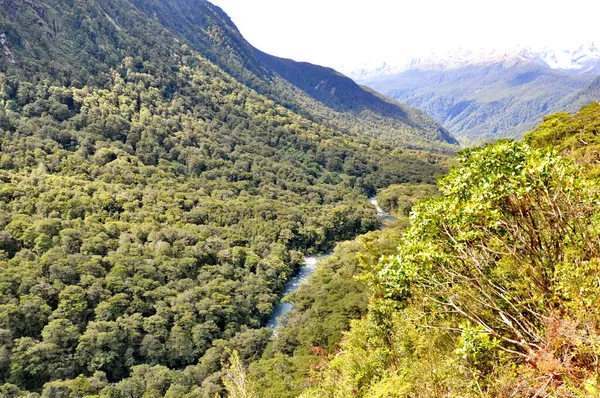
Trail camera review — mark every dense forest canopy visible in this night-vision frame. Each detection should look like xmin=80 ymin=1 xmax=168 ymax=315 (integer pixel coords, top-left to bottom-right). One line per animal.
xmin=7 ymin=0 xmax=598 ymax=397
xmin=0 ymin=0 xmax=454 ymax=396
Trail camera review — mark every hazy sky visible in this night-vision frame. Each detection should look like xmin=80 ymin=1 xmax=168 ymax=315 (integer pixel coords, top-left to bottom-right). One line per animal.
xmin=210 ymin=0 xmax=600 ymax=73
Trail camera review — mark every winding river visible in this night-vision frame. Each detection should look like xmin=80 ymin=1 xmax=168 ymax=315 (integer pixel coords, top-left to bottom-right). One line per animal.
xmin=266 ymin=196 xmax=395 ymax=329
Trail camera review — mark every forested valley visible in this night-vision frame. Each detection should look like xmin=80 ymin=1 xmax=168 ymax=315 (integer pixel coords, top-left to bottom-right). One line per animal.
xmin=0 ymin=0 xmax=453 ymax=396
xmin=3 ymin=0 xmax=600 ymax=397
xmin=214 ymin=105 xmax=600 ymax=398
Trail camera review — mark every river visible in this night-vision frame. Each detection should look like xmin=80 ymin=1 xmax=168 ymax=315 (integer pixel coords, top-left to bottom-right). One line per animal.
xmin=266 ymin=196 xmax=395 ymax=329
xmin=265 ymin=253 xmax=331 ymax=329
xmin=369 ymin=197 xmax=398 ymax=226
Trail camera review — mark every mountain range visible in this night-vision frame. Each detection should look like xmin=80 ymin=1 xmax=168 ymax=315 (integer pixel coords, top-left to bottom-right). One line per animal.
xmin=348 ymin=43 xmax=600 ymax=81
xmin=353 ymin=45 xmax=600 ymax=142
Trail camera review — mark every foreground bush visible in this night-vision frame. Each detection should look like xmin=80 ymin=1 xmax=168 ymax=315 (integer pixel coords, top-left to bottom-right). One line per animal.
xmin=304 ymin=136 xmax=600 ymax=397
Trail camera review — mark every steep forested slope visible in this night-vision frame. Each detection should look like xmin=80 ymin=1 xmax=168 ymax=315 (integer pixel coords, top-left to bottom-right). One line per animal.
xmin=124 ymin=0 xmax=458 ymax=150
xmin=1 ymin=0 xmax=456 ymax=151
xmin=363 ymin=59 xmax=597 ymax=143
xmin=0 ymin=0 xmax=453 ymax=396
xmin=559 ymin=76 xmax=600 ymax=112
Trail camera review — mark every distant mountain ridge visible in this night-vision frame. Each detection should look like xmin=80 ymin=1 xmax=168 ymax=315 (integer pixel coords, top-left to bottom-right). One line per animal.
xmin=356 ymin=44 xmax=600 ymax=143
xmin=533 ymin=43 xmax=600 ymax=74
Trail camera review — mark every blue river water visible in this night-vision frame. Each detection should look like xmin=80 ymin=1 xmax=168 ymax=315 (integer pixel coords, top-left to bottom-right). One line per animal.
xmin=266 ymin=197 xmax=395 ymax=329
xmin=266 ymin=254 xmax=330 ymax=329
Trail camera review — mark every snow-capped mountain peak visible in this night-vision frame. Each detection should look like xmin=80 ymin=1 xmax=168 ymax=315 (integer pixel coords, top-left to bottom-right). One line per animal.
xmin=346 ymin=43 xmax=600 ymax=81
xmin=532 ymin=42 xmax=600 ymax=73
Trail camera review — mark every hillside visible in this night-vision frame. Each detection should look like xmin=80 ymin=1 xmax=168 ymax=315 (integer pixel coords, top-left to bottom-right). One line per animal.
xmin=363 ymin=57 xmax=597 ymax=143
xmin=560 ymin=76 xmax=600 ymax=111
xmin=0 ymin=0 xmax=453 ymax=396
xmin=125 ymin=0 xmax=458 ymax=150
xmin=0 ymin=0 xmax=457 ymax=152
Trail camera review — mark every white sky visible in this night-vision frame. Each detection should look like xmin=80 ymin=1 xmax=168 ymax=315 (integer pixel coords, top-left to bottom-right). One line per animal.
xmin=210 ymin=0 xmax=600 ymax=73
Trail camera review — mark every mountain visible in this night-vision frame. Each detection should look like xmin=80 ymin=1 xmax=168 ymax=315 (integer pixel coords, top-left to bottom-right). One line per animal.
xmin=358 ymin=46 xmax=600 ymax=143
xmin=349 ymin=44 xmax=600 ymax=81
xmin=0 ymin=0 xmax=453 ymax=395
xmin=533 ymin=43 xmax=600 ymax=74
xmin=129 ymin=0 xmax=458 ymax=150
xmin=560 ymin=76 xmax=600 ymax=111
